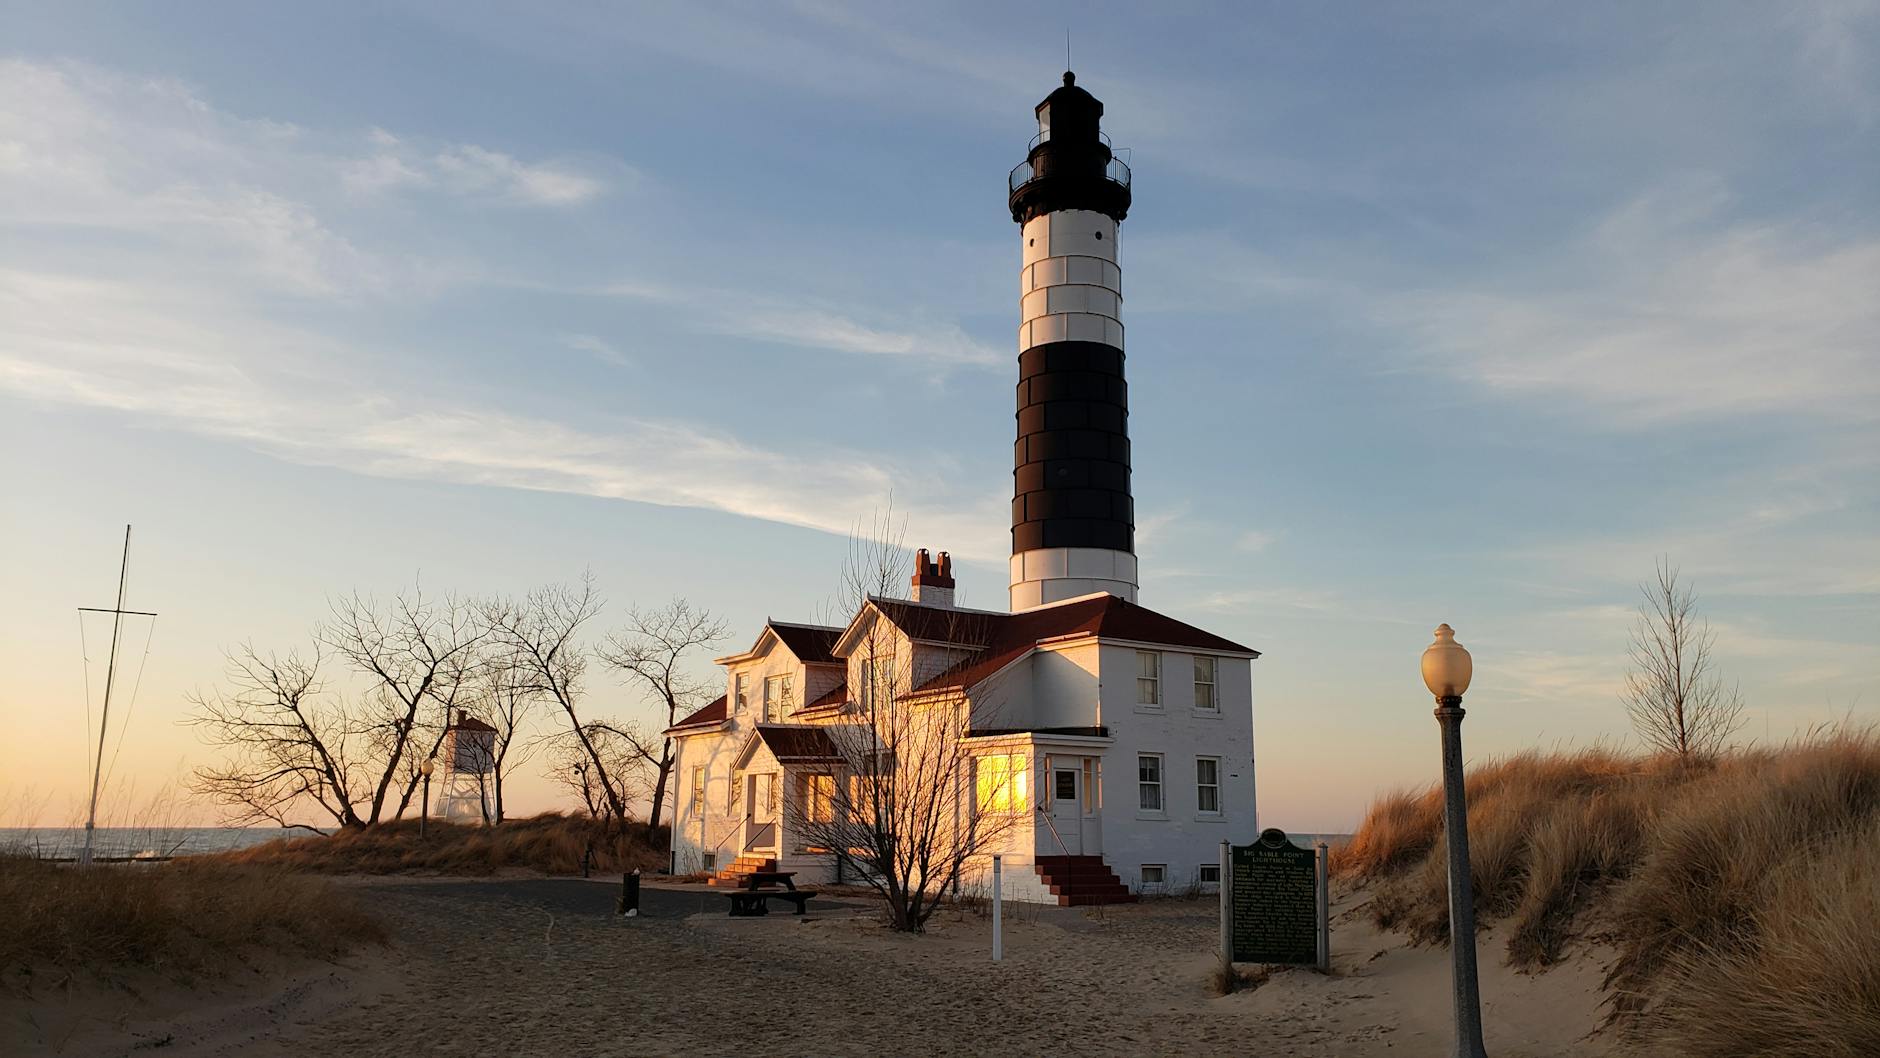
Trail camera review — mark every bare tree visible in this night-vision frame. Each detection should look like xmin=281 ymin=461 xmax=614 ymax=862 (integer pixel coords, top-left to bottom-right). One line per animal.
xmin=189 ymin=644 xmax=366 ymax=831
xmin=786 ymin=511 xmax=1016 ymax=932
xmin=320 ymin=585 xmax=486 ymax=824
xmin=483 ymin=577 xmax=634 ymax=824
xmin=542 ymin=723 xmax=651 ymax=820
xmin=471 ymin=647 xmax=548 ymax=823
xmin=1622 ymin=559 xmax=1746 ymax=761
xmin=598 ymin=599 xmax=728 ymax=837
xmin=787 ymin=686 xmax=1017 ymax=931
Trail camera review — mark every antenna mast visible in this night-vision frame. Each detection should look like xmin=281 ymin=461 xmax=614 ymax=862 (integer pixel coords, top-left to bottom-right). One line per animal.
xmin=77 ymin=524 xmax=157 ymax=867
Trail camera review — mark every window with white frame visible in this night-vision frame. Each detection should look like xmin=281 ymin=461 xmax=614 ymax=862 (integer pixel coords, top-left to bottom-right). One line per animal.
xmin=690 ymin=765 xmax=704 ymax=815
xmin=859 ymin=656 xmax=893 ymax=711
xmin=1198 ymin=863 xmax=1221 ymax=888
xmin=702 ymin=851 xmax=716 ymax=872
xmin=1137 ymin=753 xmax=1163 ymax=812
xmin=1194 ymin=656 xmax=1218 ymax=711
xmin=729 ymin=774 xmax=742 ymax=815
xmin=975 ymin=753 xmax=1029 ymax=815
xmin=803 ymin=773 xmax=835 ymax=823
xmin=735 ymin=672 xmax=750 ymax=713
xmin=1139 ymin=864 xmax=1167 ymax=889
xmin=763 ymin=673 xmax=794 ymax=722
xmin=1196 ymin=757 xmax=1221 ymax=814
xmin=1136 ymin=651 xmax=1161 ymax=706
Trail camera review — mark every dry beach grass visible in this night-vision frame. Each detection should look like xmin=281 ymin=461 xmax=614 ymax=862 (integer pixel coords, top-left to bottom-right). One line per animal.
xmin=1334 ymin=727 xmax=1880 ymax=1058
xmin=209 ymin=812 xmax=667 ymax=876
xmin=0 ymin=855 xmax=382 ymax=980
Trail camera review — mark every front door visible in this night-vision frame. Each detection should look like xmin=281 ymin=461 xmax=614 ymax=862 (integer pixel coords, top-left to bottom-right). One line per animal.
xmin=1049 ymin=766 xmax=1083 ymax=854
xmin=748 ymin=772 xmax=779 ymax=851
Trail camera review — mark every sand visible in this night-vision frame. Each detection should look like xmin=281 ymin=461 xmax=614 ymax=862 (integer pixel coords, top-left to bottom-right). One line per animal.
xmin=3 ymin=878 xmax=1617 ymax=1057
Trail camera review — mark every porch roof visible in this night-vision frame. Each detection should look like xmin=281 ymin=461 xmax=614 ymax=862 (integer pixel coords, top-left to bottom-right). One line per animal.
xmin=749 ymin=724 xmax=843 ymax=763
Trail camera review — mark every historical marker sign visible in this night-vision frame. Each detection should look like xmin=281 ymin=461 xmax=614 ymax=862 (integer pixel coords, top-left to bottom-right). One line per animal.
xmin=1228 ymin=828 xmax=1319 ymax=965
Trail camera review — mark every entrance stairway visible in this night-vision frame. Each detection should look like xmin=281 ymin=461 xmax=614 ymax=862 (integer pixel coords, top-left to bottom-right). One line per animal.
xmin=1033 ymin=855 xmax=1135 ymax=906
xmin=707 ymin=854 xmax=776 ymax=887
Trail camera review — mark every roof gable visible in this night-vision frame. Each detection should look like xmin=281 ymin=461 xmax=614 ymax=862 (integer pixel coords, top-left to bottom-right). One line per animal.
xmin=666 ymin=694 xmax=728 ymax=733
xmin=913 ymin=594 xmax=1259 ymax=694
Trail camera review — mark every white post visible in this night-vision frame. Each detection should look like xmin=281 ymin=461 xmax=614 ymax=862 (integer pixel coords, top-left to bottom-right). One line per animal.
xmin=991 ymin=854 xmax=1004 ymax=963
xmin=1316 ymin=841 xmax=1332 ymax=973
xmin=1219 ymin=839 xmax=1232 ymax=967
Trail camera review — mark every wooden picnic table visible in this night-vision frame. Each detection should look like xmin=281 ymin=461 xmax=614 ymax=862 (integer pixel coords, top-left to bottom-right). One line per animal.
xmin=741 ymin=871 xmax=797 ymax=891
xmin=721 ymin=870 xmax=818 ymax=917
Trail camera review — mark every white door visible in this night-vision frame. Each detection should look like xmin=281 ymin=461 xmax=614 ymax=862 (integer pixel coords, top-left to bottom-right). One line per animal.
xmin=750 ymin=772 xmax=779 ymax=850
xmin=1049 ymin=765 xmax=1083 ymax=854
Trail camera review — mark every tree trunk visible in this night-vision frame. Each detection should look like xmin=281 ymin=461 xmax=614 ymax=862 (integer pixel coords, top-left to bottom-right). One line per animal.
xmin=646 ymin=737 xmax=674 ymax=838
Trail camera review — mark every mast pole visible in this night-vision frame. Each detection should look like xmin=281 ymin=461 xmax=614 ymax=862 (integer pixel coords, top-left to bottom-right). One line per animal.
xmin=80 ymin=524 xmax=132 ymax=868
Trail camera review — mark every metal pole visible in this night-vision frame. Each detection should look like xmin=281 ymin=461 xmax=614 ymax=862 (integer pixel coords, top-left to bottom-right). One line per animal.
xmin=619 ymin=869 xmax=641 ymax=917
xmin=1437 ymin=696 xmax=1489 ymax=1058
xmin=991 ymin=854 xmax=1003 ymax=962
xmin=80 ymin=525 xmax=133 ymax=869
xmin=1315 ymin=841 xmax=1331 ymax=972
xmin=420 ymin=773 xmax=430 ymax=840
xmin=1219 ymin=839 xmax=1232 ymax=966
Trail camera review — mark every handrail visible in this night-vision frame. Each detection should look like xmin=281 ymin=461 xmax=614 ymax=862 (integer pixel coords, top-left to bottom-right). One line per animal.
xmin=1009 ymin=155 xmax=1131 ymax=194
xmin=1035 ymin=801 xmax=1077 ymax=904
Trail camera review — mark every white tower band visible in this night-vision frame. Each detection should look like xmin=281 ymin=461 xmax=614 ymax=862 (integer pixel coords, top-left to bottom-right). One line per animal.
xmin=1007 ymin=72 xmax=1137 ymax=611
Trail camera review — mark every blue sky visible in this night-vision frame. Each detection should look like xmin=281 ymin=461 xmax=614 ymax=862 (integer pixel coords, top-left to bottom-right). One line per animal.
xmin=2 ymin=2 xmax=1876 ymax=830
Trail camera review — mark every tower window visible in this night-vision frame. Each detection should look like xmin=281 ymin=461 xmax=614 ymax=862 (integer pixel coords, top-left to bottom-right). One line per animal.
xmin=1095 ymin=231 xmax=1103 ymax=240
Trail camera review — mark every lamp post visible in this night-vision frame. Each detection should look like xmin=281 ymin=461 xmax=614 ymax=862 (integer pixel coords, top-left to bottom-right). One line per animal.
xmin=420 ymin=756 xmax=435 ymax=840
xmin=1422 ymin=623 xmax=1488 ymax=1058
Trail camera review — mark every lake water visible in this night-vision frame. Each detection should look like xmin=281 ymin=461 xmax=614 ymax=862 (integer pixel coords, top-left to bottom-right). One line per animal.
xmin=0 ymin=827 xmax=311 ymax=860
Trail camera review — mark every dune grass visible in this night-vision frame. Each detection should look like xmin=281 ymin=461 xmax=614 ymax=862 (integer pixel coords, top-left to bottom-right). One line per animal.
xmin=0 ymin=855 xmax=383 ymax=979
xmin=211 ymin=812 xmax=668 ymax=876
xmin=1334 ymin=727 xmax=1880 ymax=1057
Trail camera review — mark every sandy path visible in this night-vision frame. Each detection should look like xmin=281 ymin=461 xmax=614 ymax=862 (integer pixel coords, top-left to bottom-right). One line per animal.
xmin=6 ymin=879 xmax=1617 ymax=1057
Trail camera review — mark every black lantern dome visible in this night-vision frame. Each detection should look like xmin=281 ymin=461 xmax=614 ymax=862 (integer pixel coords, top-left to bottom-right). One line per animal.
xmin=1008 ymin=71 xmax=1131 ymax=224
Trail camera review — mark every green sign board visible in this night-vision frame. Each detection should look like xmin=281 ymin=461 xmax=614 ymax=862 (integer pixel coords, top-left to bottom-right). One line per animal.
xmin=1229 ymin=828 xmax=1318 ymax=965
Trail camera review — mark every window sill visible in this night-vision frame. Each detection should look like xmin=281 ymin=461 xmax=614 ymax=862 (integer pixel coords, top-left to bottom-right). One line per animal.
xmin=1135 ymin=811 xmax=1168 ymax=821
xmin=1134 ymin=705 xmax=1165 ymax=715
xmin=1191 ymin=709 xmax=1221 ymax=719
xmin=1193 ymin=814 xmax=1226 ymax=823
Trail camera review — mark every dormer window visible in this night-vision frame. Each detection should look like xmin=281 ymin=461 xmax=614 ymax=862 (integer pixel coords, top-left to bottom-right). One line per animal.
xmin=735 ymin=673 xmax=750 ymax=714
xmin=763 ymin=674 xmax=794 ymax=722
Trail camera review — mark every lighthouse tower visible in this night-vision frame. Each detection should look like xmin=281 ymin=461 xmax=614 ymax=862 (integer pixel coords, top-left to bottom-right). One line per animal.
xmin=1007 ymin=71 xmax=1136 ymax=611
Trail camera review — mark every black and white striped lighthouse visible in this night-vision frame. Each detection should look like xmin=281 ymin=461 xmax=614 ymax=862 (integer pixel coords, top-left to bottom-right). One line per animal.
xmin=1007 ymin=71 xmax=1136 ymax=611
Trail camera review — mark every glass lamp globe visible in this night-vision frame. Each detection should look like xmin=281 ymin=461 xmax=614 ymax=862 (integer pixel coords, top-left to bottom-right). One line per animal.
xmin=1421 ymin=623 xmax=1473 ymax=699
xmin=420 ymin=756 xmax=436 ymax=777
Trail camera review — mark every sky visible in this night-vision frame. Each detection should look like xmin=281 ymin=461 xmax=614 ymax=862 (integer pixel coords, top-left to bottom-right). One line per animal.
xmin=1 ymin=1 xmax=1876 ymax=832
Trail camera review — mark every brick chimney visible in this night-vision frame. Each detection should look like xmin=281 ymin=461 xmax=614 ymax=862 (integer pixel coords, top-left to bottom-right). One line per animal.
xmin=911 ymin=548 xmax=956 ymax=608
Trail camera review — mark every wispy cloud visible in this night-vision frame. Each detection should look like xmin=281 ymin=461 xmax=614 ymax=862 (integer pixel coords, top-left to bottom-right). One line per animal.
xmin=601 ymin=280 xmax=1003 ymax=367
xmin=0 ymin=57 xmax=1004 ymax=557
xmin=1384 ymin=184 xmax=1880 ymax=426
xmin=561 ymin=333 xmax=633 ymax=367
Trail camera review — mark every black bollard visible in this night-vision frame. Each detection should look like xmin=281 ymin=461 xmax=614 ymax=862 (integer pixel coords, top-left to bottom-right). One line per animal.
xmin=581 ymin=845 xmax=592 ymax=879
xmin=617 ymin=868 xmax=641 ymax=917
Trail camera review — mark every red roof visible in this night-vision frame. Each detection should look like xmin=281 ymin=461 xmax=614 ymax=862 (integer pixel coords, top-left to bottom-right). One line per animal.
xmin=753 ymin=724 xmax=842 ymax=762
xmin=450 ymin=711 xmax=498 ymax=732
xmin=668 ymin=694 xmax=728 ymax=732
xmin=795 ymin=680 xmax=847 ymax=714
xmin=767 ymin=622 xmax=843 ymax=664
xmin=906 ymin=594 xmax=1259 ymax=694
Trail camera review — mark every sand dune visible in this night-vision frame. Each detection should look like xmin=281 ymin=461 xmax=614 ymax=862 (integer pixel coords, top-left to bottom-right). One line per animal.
xmin=4 ymin=878 xmax=1614 ymax=1057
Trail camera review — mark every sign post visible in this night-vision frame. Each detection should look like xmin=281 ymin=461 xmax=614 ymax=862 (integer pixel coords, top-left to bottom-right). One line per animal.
xmin=991 ymin=854 xmax=1004 ymax=963
xmin=1221 ymin=828 xmax=1327 ymax=969
xmin=1315 ymin=841 xmax=1331 ymax=972
xmin=1218 ymin=840 xmax=1231 ymax=967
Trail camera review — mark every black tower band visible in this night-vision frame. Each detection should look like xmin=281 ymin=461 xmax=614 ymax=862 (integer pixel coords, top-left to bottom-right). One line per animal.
xmin=1009 ymin=72 xmax=1135 ymax=560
